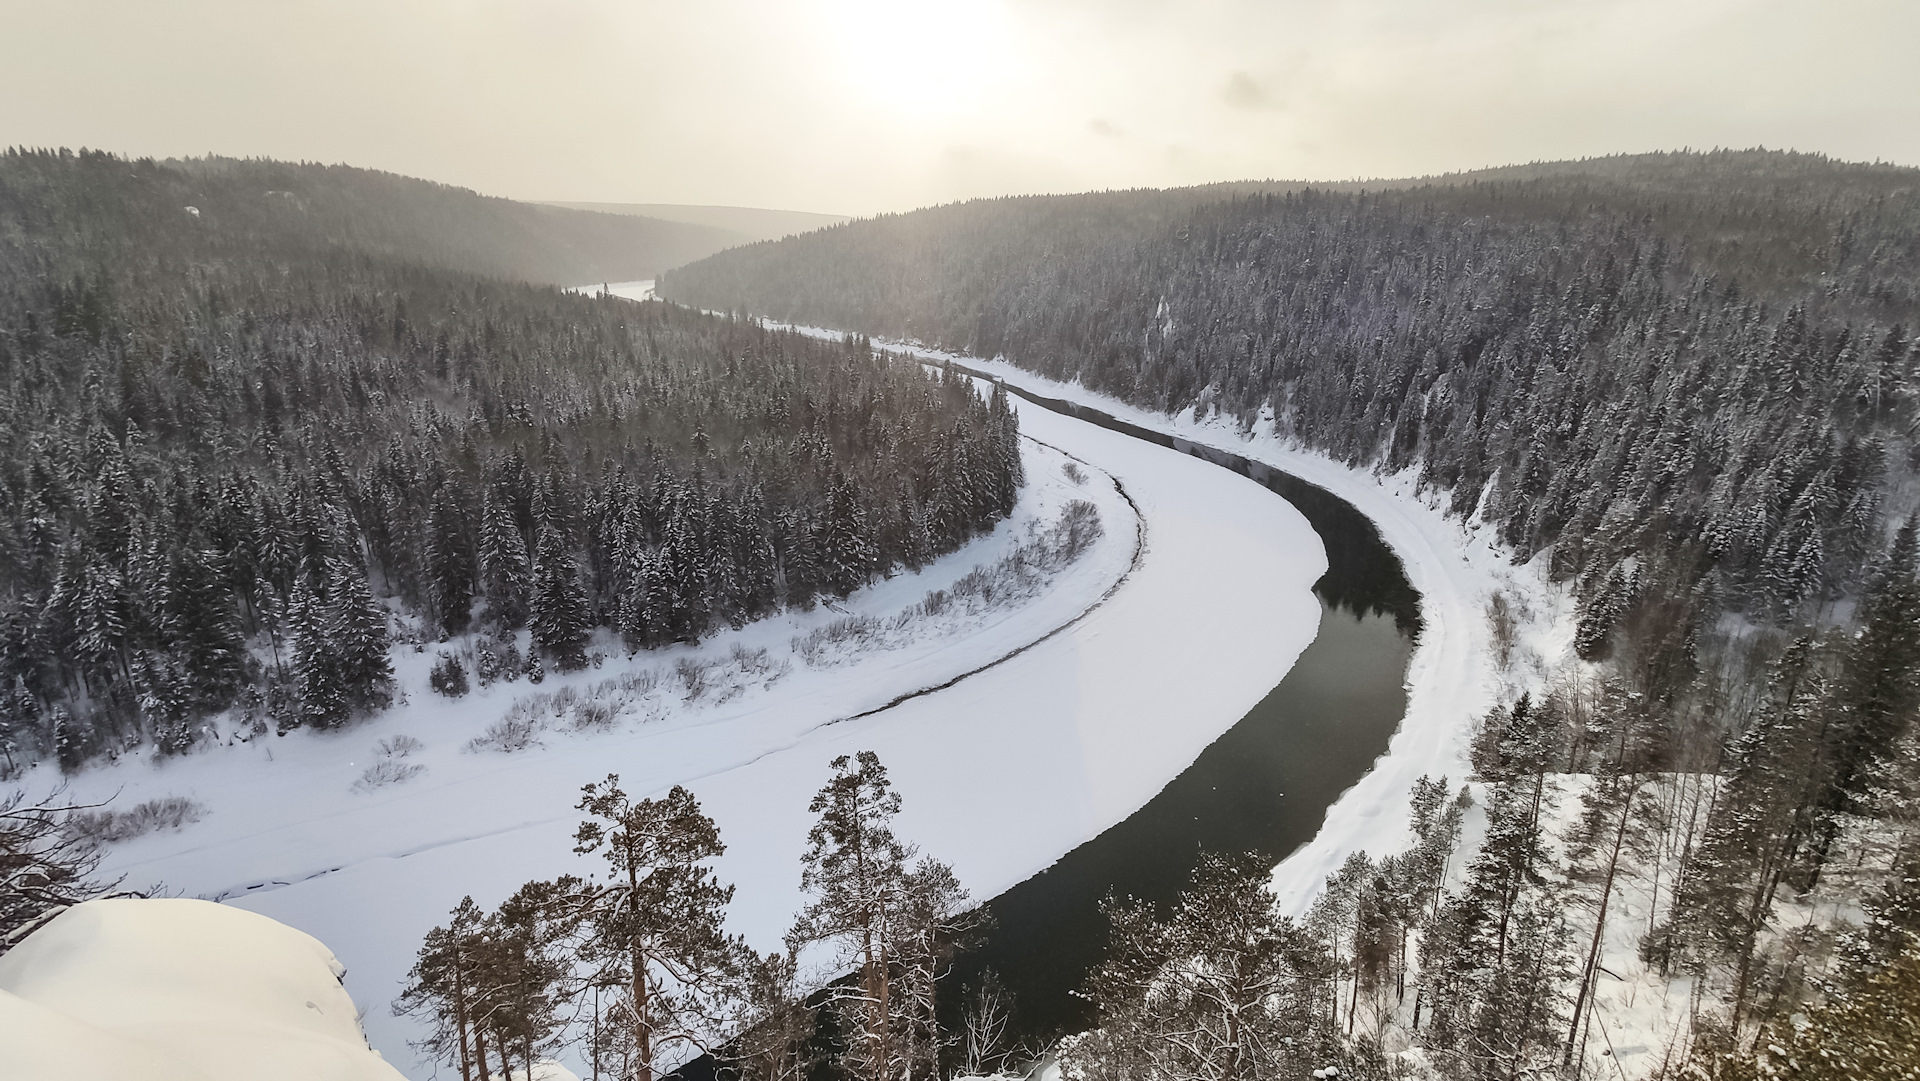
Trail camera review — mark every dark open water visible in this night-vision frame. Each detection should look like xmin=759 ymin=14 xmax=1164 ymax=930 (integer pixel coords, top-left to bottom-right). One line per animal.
xmin=678 ymin=364 xmax=1425 ymax=1078
xmin=941 ymin=366 xmax=1423 ymax=1044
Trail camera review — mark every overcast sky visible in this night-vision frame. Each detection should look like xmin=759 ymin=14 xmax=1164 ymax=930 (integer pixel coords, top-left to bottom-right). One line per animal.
xmin=4 ymin=0 xmax=1915 ymax=215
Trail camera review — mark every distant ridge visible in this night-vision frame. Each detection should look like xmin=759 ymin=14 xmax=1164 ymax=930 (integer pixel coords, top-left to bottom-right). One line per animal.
xmin=543 ymin=202 xmax=851 ymax=244
xmin=1183 ymin=147 xmax=1920 ymax=199
xmin=0 ymin=152 xmax=750 ymax=285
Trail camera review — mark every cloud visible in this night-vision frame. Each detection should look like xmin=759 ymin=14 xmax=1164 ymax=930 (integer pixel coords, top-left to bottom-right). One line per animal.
xmin=1221 ymin=71 xmax=1274 ymax=111
xmin=0 ymin=0 xmax=1915 ymax=214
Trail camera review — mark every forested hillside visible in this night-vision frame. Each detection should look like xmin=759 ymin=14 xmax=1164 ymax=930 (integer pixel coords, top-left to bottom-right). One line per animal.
xmin=663 ymin=150 xmax=1920 ymax=628
xmin=661 ymin=151 xmax=1920 ymax=1076
xmin=0 ymin=149 xmax=745 ymax=288
xmin=0 ymin=148 xmax=1021 ymax=772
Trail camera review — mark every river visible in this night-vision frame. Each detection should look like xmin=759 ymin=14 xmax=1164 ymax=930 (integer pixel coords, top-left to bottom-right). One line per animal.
xmin=939 ymin=366 xmax=1423 ymax=1045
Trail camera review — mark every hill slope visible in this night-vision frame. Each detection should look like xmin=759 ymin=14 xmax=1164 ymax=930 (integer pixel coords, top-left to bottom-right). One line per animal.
xmin=0 ymin=151 xmax=741 ymax=288
xmin=0 ymin=148 xmax=1022 ymax=773
xmin=541 ymin=201 xmax=849 ymax=243
xmin=657 ymin=149 xmax=1920 ymax=1074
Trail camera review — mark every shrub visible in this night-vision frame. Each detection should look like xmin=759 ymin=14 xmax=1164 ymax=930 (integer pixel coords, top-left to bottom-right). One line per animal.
xmin=473 ymin=637 xmax=524 ymax=687
xmin=793 ymin=500 xmax=1104 ymax=667
xmin=354 ymin=759 xmax=426 ymax=790
xmin=429 ymin=654 xmax=470 ymax=697
xmin=67 ymin=796 xmax=206 ymax=843
xmin=466 ymin=714 xmax=543 ymax=754
xmin=378 ymin=734 xmax=423 ymax=758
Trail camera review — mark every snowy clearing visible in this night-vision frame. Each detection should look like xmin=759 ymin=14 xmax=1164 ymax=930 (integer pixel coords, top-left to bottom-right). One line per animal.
xmin=17 ymin=323 xmax=1329 ymax=1075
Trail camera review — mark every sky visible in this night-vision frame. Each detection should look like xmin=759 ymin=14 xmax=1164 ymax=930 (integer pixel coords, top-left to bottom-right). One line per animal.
xmin=3 ymin=0 xmax=1916 ymax=216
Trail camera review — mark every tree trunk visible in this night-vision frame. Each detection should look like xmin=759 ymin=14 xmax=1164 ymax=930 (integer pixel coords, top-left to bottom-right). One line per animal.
xmin=626 ymin=828 xmax=654 ymax=1081
xmin=1397 ymin=926 xmax=1408 ymax=1003
xmin=453 ymin=940 xmax=475 ymax=1081
xmin=873 ymin=943 xmax=892 ymax=1081
xmin=1348 ymin=961 xmax=1361 ymax=1037
xmin=1565 ymin=777 xmax=1637 ymax=1067
xmin=633 ymin=944 xmax=650 ymax=1081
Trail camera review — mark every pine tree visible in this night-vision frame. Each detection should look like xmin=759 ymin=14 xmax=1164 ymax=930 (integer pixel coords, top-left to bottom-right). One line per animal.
xmin=572 ymin=776 xmax=748 ymax=1081
xmin=1706 ymin=932 xmax=1920 ymax=1081
xmin=0 ymin=788 xmax=107 ymax=951
xmin=484 ymin=878 xmax=576 ymax=1078
xmin=727 ymin=951 xmax=817 ymax=1081
xmin=395 ymin=901 xmax=483 ymax=1081
xmin=892 ymin=857 xmax=978 ymax=1080
xmin=1069 ymin=852 xmax=1327 ymax=1081
xmin=789 ymin=751 xmax=913 ymax=1081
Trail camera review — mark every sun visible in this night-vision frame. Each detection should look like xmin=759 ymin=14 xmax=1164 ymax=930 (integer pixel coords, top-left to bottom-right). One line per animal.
xmin=819 ymin=0 xmax=1024 ymax=119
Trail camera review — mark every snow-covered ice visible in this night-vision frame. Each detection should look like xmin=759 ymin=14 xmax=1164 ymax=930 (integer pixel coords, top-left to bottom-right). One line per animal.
xmin=716 ymin=307 xmax=1573 ymax=916
xmin=0 ymin=897 xmax=405 ymax=1081
xmin=18 ymin=327 xmax=1329 ymax=1074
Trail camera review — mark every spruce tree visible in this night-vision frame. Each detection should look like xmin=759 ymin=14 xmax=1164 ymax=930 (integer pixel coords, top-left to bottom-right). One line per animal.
xmin=327 ymin=554 xmax=394 ymax=716
xmin=480 ymin=493 xmax=532 ymax=629
xmin=1823 ymin=519 xmax=1920 ymax=816
xmin=532 ymin=528 xmax=591 ymax=671
xmin=427 ymin=486 xmax=476 ymax=636
xmin=823 ymin=480 xmax=877 ymax=597
xmin=289 ymin=581 xmax=348 ymax=730
xmin=0 ymin=676 xmax=37 ymax=774
xmin=167 ymin=545 xmax=244 ymax=713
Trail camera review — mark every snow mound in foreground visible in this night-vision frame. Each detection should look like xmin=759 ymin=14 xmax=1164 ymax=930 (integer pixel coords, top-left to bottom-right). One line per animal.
xmin=0 ymin=898 xmax=405 ymax=1081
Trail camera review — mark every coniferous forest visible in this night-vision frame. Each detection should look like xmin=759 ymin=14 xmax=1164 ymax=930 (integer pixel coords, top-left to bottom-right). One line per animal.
xmin=0 ymin=149 xmax=1022 ymax=773
xmin=9 ymin=143 xmax=1920 ymax=1080
xmin=662 ymin=151 xmax=1920 ymax=1078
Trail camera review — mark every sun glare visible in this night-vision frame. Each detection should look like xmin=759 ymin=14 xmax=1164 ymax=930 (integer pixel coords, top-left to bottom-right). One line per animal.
xmin=820 ymin=0 xmax=1024 ymax=119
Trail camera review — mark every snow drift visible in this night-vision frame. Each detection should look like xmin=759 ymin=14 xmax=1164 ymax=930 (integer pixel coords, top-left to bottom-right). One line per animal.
xmin=0 ymin=897 xmax=404 ymax=1081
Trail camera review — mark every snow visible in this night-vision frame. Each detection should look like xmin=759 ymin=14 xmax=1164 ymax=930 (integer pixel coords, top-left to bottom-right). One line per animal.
xmin=1497 ymin=773 xmax=1709 ymax=1081
xmin=696 ymin=302 xmax=1575 ymax=916
xmin=17 ymin=328 xmax=1330 ymax=1076
xmin=0 ymin=897 xmax=405 ymax=1081
xmin=582 ymin=279 xmax=655 ymax=301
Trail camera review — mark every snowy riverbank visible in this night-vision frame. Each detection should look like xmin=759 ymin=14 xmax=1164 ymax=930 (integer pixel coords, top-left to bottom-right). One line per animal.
xmin=722 ymin=305 xmax=1577 ymax=915
xmin=21 ymin=344 xmax=1329 ymax=1074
